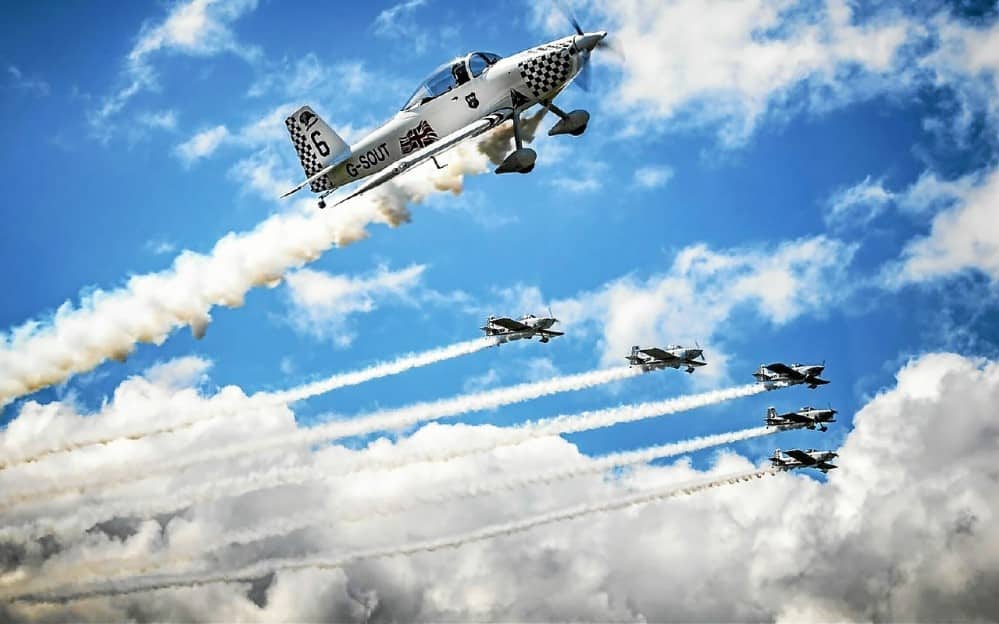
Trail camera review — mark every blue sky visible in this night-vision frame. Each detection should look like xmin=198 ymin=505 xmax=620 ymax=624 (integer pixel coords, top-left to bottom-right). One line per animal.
xmin=1 ymin=1 xmax=990 ymax=439
xmin=2 ymin=0 xmax=999 ymax=619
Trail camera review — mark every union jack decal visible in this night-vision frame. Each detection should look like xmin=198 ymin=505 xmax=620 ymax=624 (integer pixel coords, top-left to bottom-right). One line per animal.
xmin=399 ymin=120 xmax=439 ymax=155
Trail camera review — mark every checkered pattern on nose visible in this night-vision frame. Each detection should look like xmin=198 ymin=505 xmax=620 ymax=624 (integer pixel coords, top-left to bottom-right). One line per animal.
xmin=285 ymin=115 xmax=334 ymax=192
xmin=518 ymin=48 xmax=574 ymax=99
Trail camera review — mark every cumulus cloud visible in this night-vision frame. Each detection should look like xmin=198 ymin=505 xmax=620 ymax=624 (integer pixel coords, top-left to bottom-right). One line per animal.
xmin=283 ymin=264 xmax=426 ymax=345
xmin=551 ymin=0 xmax=912 ymax=145
xmin=2 ymin=352 xmax=998 ymax=622
xmin=893 ymin=165 xmax=999 ymax=285
xmin=489 ymin=236 xmax=856 ymax=379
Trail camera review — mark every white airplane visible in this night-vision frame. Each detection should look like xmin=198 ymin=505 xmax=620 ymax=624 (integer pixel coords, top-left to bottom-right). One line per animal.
xmin=765 ymin=405 xmax=837 ymax=432
xmin=281 ymin=22 xmax=607 ymax=208
xmin=770 ymin=448 xmax=839 ymax=473
xmin=626 ymin=345 xmax=707 ymax=373
xmin=753 ymin=362 xmax=830 ymax=389
xmin=481 ymin=313 xmax=563 ymax=344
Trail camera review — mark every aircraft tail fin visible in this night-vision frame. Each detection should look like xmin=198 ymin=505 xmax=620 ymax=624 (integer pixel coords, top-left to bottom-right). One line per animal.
xmin=284 ymin=106 xmax=350 ymax=193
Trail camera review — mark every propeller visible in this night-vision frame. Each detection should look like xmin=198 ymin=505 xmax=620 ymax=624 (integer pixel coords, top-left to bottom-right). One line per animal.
xmin=548 ymin=305 xmax=560 ymax=324
xmin=553 ymin=0 xmax=616 ymax=92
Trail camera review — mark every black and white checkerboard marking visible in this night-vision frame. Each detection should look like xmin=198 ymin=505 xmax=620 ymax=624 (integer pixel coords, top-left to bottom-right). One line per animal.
xmin=517 ymin=44 xmax=574 ymax=99
xmin=285 ymin=115 xmax=335 ymax=193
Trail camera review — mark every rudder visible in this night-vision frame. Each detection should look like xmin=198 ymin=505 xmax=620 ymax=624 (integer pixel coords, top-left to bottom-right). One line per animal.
xmin=285 ymin=106 xmax=350 ymax=193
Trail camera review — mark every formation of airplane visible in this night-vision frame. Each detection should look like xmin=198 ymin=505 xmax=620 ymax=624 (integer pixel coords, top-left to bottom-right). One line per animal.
xmin=481 ymin=313 xmax=564 ymax=344
xmin=277 ymin=5 xmax=850 ymax=473
xmin=626 ymin=345 xmax=707 ymax=373
xmin=753 ymin=362 xmax=830 ymax=389
xmin=770 ymin=448 xmax=839 ymax=473
xmin=765 ymin=405 xmax=837 ymax=432
xmin=281 ymin=19 xmax=608 ymax=209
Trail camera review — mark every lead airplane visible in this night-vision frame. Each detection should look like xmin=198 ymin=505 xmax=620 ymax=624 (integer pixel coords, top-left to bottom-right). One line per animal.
xmin=281 ymin=23 xmax=608 ymax=209
xmin=765 ymin=405 xmax=837 ymax=432
xmin=481 ymin=313 xmax=563 ymax=344
xmin=770 ymin=448 xmax=839 ymax=473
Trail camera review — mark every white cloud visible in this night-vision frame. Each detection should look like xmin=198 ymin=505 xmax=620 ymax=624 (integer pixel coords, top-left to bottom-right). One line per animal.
xmin=3 ymin=352 xmax=999 ymax=621
xmin=919 ymin=15 xmax=999 ymax=138
xmin=549 ymin=160 xmax=607 ymax=193
xmin=632 ymin=165 xmax=674 ymax=189
xmin=144 ymin=239 xmax=177 ymax=255
xmin=6 ymin=65 xmax=49 ymax=96
xmin=136 ymin=109 xmax=178 ymax=131
xmin=174 ymin=125 xmax=230 ymax=164
xmin=892 ymin=166 xmax=999 ymax=284
xmin=824 ymin=174 xmax=895 ymax=228
xmin=373 ymin=0 xmax=430 ymax=51
xmin=283 ymin=264 xmax=427 ymax=345
xmin=557 ymin=0 xmax=912 ymax=145
xmin=91 ymin=0 xmax=259 ymax=136
xmin=494 ymin=236 xmax=856 ymax=375
xmin=142 ymin=355 xmax=212 ymax=389
xmin=247 ymin=55 xmax=380 ymax=100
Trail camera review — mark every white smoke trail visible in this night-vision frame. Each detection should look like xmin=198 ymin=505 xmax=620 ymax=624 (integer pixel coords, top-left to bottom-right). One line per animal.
xmin=259 ymin=336 xmax=496 ymax=404
xmin=2 ymin=427 xmax=777 ymax=591
xmin=0 ymin=337 xmax=495 ymax=471
xmin=3 ymin=467 xmax=776 ymax=603
xmin=0 ymin=366 xmax=642 ymax=509
xmin=1 ymin=383 xmax=767 ymax=543
xmin=0 ymin=111 xmax=547 ymax=407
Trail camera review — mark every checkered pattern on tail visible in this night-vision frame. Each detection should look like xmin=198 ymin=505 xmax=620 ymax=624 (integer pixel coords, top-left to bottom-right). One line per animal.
xmin=517 ymin=44 xmax=574 ymax=99
xmin=285 ymin=113 xmax=334 ymax=193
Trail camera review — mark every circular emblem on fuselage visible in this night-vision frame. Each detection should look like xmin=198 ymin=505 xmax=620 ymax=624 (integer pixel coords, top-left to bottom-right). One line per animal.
xmin=465 ymin=92 xmax=479 ymax=109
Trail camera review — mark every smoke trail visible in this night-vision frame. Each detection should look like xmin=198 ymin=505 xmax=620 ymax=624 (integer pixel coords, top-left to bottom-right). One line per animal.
xmin=0 ymin=367 xmax=642 ymax=509
xmin=3 ymin=467 xmax=775 ymax=603
xmin=4 ymin=426 xmax=777 ymax=593
xmin=260 ymin=336 xmax=496 ymax=404
xmin=0 ymin=116 xmax=536 ymax=406
xmin=0 ymin=337 xmax=496 ymax=471
xmin=1 ymin=383 xmax=767 ymax=543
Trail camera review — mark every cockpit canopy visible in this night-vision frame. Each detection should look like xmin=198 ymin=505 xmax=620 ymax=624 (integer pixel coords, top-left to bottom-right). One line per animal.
xmin=402 ymin=52 xmax=502 ymax=111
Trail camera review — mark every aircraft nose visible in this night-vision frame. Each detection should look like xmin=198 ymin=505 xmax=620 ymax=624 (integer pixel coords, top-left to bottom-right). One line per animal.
xmin=575 ymin=31 xmax=607 ymax=52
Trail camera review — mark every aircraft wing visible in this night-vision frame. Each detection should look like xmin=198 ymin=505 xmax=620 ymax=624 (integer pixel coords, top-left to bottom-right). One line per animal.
xmin=785 ymin=449 xmax=818 ymax=465
xmin=540 ymin=329 xmax=565 ymax=337
xmin=490 ymin=317 xmax=531 ymax=331
xmin=686 ymin=359 xmax=707 ymax=367
xmin=641 ymin=348 xmax=679 ymax=362
xmin=766 ymin=362 xmax=804 ymax=379
xmin=333 ymin=108 xmax=513 ymax=207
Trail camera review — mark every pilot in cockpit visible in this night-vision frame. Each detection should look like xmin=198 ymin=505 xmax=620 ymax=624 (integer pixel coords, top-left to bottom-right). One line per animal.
xmin=452 ymin=61 xmax=470 ymax=86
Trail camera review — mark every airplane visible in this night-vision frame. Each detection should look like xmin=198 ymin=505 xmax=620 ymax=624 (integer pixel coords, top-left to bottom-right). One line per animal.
xmin=753 ymin=362 xmax=830 ymax=389
xmin=281 ymin=19 xmax=609 ymax=209
xmin=626 ymin=345 xmax=707 ymax=373
xmin=770 ymin=448 xmax=839 ymax=473
xmin=481 ymin=313 xmax=563 ymax=344
xmin=765 ymin=405 xmax=837 ymax=432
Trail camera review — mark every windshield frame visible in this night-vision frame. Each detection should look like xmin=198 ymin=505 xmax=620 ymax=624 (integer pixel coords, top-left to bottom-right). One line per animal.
xmin=401 ymin=52 xmax=503 ymax=111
